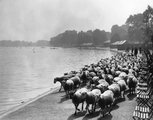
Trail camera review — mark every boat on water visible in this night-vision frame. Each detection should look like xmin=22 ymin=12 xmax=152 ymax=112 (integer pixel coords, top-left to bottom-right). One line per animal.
xmin=50 ymin=47 xmax=57 ymax=49
xmin=32 ymin=48 xmax=36 ymax=53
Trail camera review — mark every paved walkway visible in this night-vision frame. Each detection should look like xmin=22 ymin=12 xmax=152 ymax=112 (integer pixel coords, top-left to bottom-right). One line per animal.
xmin=0 ymin=88 xmax=143 ymax=120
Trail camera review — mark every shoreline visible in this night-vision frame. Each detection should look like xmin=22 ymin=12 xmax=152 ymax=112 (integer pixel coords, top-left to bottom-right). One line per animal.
xmin=0 ymin=48 xmax=119 ymax=119
xmin=0 ymin=86 xmax=60 ymax=119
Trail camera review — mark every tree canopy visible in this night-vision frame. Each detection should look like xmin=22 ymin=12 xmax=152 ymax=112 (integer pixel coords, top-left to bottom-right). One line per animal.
xmin=50 ymin=29 xmax=108 ymax=47
xmin=143 ymin=5 xmax=153 ymax=44
xmin=110 ymin=24 xmax=128 ymax=43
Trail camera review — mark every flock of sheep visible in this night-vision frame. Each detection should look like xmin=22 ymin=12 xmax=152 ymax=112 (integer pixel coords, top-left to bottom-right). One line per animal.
xmin=54 ymin=52 xmax=145 ymax=117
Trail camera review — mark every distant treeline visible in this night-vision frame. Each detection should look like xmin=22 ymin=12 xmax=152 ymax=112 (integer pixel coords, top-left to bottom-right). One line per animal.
xmin=0 ymin=40 xmax=50 ymax=47
xmin=50 ymin=25 xmax=128 ymax=47
xmin=50 ymin=5 xmax=153 ymax=47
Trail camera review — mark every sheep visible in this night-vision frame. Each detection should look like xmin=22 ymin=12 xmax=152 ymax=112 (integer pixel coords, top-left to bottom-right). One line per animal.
xmin=98 ymin=90 xmax=115 ymax=117
xmin=63 ymin=79 xmax=74 ymax=97
xmin=98 ymin=79 xmax=109 ymax=87
xmin=127 ymin=75 xmax=138 ymax=95
xmin=80 ymin=70 xmax=89 ymax=84
xmin=95 ymin=84 xmax=108 ymax=93
xmin=113 ymin=77 xmax=122 ymax=82
xmin=117 ymin=80 xmax=127 ymax=98
xmin=90 ymin=76 xmax=99 ymax=86
xmin=88 ymin=72 xmax=96 ymax=78
xmin=107 ymin=74 xmax=114 ymax=84
xmin=70 ymin=88 xmax=88 ymax=115
xmin=85 ymin=89 xmax=101 ymax=114
xmin=119 ymin=72 xmax=128 ymax=82
xmin=54 ymin=73 xmax=75 ymax=91
xmin=108 ymin=83 xmax=121 ymax=102
xmin=115 ymin=71 xmax=121 ymax=77
xmin=54 ymin=77 xmax=67 ymax=92
xmin=70 ymin=76 xmax=81 ymax=89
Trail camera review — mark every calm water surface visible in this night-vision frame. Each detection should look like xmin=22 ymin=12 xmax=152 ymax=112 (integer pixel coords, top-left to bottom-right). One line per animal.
xmin=0 ymin=47 xmax=116 ymax=114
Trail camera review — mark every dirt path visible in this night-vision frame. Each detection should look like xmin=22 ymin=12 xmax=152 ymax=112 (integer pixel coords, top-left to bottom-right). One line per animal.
xmin=0 ymin=88 xmax=142 ymax=120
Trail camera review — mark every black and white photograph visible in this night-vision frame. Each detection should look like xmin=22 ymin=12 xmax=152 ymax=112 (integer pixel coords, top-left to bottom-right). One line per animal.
xmin=0 ymin=0 xmax=153 ymax=120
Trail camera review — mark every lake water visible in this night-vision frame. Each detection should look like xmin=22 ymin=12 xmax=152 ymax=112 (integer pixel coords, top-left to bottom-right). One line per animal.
xmin=0 ymin=47 xmax=116 ymax=115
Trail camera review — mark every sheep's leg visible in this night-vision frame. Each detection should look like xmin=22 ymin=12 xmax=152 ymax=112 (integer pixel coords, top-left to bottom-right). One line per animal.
xmin=133 ymin=88 xmax=135 ymax=94
xmin=91 ymin=104 xmax=94 ymax=113
xmin=66 ymin=91 xmax=69 ymax=98
xmin=113 ymin=98 xmax=116 ymax=106
xmin=86 ymin=104 xmax=91 ymax=114
xmin=100 ymin=109 xmax=104 ymax=117
xmin=86 ymin=104 xmax=89 ymax=113
xmin=59 ymin=84 xmax=62 ymax=92
xmin=131 ymin=88 xmax=133 ymax=94
xmin=65 ymin=91 xmax=67 ymax=96
xmin=108 ymin=105 xmax=113 ymax=115
xmin=123 ymin=91 xmax=125 ymax=98
xmin=129 ymin=88 xmax=131 ymax=95
xmin=74 ymin=104 xmax=77 ymax=115
xmin=74 ymin=104 xmax=80 ymax=115
xmin=93 ymin=103 xmax=96 ymax=112
xmin=82 ymin=102 xmax=84 ymax=111
xmin=85 ymin=104 xmax=88 ymax=110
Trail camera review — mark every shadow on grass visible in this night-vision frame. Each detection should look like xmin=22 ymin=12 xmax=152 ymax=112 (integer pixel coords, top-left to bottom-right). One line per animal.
xmin=127 ymin=94 xmax=136 ymax=100
xmin=58 ymin=94 xmax=69 ymax=103
xmin=115 ymin=97 xmax=126 ymax=104
xmin=97 ymin=114 xmax=112 ymax=120
xmin=112 ymin=104 xmax=119 ymax=111
xmin=51 ymin=90 xmax=65 ymax=95
xmin=82 ymin=111 xmax=100 ymax=120
xmin=67 ymin=111 xmax=87 ymax=120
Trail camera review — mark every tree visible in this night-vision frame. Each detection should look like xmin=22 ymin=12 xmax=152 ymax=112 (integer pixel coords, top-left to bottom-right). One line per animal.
xmin=143 ymin=5 xmax=153 ymax=45
xmin=93 ymin=29 xmax=107 ymax=45
xmin=111 ymin=33 xmax=121 ymax=43
xmin=126 ymin=13 xmax=145 ymax=43
xmin=111 ymin=24 xmax=128 ymax=42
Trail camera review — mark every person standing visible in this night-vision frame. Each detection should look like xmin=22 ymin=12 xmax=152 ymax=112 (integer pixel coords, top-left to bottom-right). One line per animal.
xmin=134 ymin=48 xmax=138 ymax=57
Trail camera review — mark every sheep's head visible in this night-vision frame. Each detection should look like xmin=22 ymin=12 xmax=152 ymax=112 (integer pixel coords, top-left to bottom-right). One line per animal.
xmin=69 ymin=90 xmax=75 ymax=99
xmin=54 ymin=77 xmax=58 ymax=83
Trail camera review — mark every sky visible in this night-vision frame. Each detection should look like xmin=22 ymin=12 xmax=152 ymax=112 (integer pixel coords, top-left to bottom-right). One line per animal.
xmin=0 ymin=0 xmax=152 ymax=41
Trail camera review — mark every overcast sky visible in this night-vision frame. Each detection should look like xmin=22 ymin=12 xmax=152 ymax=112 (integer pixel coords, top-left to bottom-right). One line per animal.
xmin=0 ymin=0 xmax=152 ymax=41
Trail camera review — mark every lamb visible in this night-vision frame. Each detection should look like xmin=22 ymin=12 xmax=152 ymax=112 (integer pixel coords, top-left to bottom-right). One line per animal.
xmin=98 ymin=90 xmax=115 ymax=117
xmin=70 ymin=88 xmax=88 ymax=115
xmin=85 ymin=89 xmax=101 ymax=114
